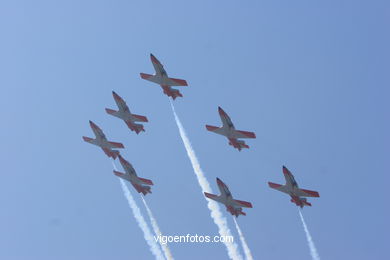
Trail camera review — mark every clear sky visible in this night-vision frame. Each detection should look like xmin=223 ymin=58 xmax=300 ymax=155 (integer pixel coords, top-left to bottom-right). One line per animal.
xmin=0 ymin=0 xmax=389 ymax=259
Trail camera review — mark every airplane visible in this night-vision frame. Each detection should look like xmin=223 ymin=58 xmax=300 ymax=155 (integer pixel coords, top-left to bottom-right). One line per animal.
xmin=204 ymin=178 xmax=253 ymax=217
xmin=105 ymin=91 xmax=148 ymax=134
xmin=268 ymin=166 xmax=320 ymax=208
xmin=205 ymin=107 xmax=256 ymax=151
xmin=140 ymin=53 xmax=188 ymax=100
xmin=82 ymin=120 xmax=124 ymax=159
xmin=113 ymin=154 xmax=154 ymax=195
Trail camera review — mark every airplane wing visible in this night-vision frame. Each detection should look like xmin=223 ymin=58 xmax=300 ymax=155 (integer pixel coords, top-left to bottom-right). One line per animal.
xmin=106 ymin=141 xmax=125 ymax=149
xmin=268 ymin=182 xmax=290 ymax=194
xmin=114 ymin=170 xmax=131 ymax=182
xmin=204 ymin=192 xmax=223 ymax=203
xmin=205 ymin=125 xmax=226 ymax=136
xmin=112 ymin=91 xmax=129 ymax=112
xmin=138 ymin=177 xmax=154 ymax=186
xmin=295 ymin=188 xmax=320 ymax=198
xmin=132 ymin=114 xmax=148 ymax=122
xmin=232 ymin=199 xmax=253 ymax=208
xmin=163 ymin=77 xmax=188 ymax=86
xmin=232 ymin=130 xmax=256 ymax=139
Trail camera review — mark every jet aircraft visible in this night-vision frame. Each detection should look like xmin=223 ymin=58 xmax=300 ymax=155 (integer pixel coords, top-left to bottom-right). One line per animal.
xmin=114 ymin=154 xmax=154 ymax=195
xmin=82 ymin=120 xmax=124 ymax=159
xmin=268 ymin=166 xmax=320 ymax=208
xmin=105 ymin=91 xmax=148 ymax=134
xmin=204 ymin=178 xmax=253 ymax=217
xmin=140 ymin=54 xmax=188 ymax=100
xmin=206 ymin=107 xmax=256 ymax=151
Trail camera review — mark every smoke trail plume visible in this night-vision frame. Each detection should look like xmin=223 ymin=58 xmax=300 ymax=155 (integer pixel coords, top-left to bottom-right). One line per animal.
xmin=141 ymin=196 xmax=174 ymax=260
xmin=170 ymin=101 xmax=243 ymax=260
xmin=233 ymin=217 xmax=253 ymax=260
xmin=299 ymin=210 xmax=320 ymax=260
xmin=112 ymin=161 xmax=165 ymax=260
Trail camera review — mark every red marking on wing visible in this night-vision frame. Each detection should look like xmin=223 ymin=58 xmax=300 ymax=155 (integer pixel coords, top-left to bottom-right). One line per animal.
xmin=82 ymin=136 xmax=93 ymax=142
xmin=89 ymin=120 xmax=100 ymax=130
xmin=169 ymin=77 xmax=188 ymax=86
xmin=140 ymin=73 xmax=153 ymax=79
xmin=132 ymin=114 xmax=148 ymax=122
xmin=216 ymin=178 xmax=226 ymax=188
xmin=300 ymin=189 xmax=320 ymax=197
xmin=105 ymin=108 xmax=116 ymax=115
xmin=113 ymin=171 xmax=124 ymax=177
xmin=204 ymin=192 xmax=218 ymax=199
xmin=283 ymin=166 xmax=292 ymax=176
xmin=206 ymin=125 xmax=220 ymax=131
xmin=234 ymin=199 xmax=253 ymax=208
xmin=236 ymin=130 xmax=256 ymax=138
xmin=112 ymin=91 xmax=124 ymax=103
xmin=218 ymin=106 xmax=227 ymax=117
xmin=268 ymin=182 xmax=282 ymax=189
xmin=150 ymin=54 xmax=160 ymax=64
xmin=138 ymin=177 xmax=153 ymax=186
xmin=108 ymin=141 xmax=124 ymax=148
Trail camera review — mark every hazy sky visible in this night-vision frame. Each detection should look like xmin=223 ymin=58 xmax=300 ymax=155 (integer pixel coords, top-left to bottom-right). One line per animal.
xmin=0 ymin=0 xmax=389 ymax=259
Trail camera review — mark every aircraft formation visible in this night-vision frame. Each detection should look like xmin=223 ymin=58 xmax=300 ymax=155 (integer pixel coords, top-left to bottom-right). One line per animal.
xmin=83 ymin=53 xmax=320 ymax=219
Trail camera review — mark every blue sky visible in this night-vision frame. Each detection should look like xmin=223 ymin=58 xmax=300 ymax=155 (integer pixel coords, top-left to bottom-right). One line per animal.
xmin=0 ymin=0 xmax=389 ymax=259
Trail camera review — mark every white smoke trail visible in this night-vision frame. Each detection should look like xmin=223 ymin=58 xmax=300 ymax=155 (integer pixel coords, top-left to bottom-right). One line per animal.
xmin=141 ymin=196 xmax=174 ymax=260
xmin=112 ymin=161 xmax=165 ymax=260
xmin=233 ymin=218 xmax=253 ymax=260
xmin=299 ymin=210 xmax=320 ymax=260
xmin=170 ymin=101 xmax=243 ymax=260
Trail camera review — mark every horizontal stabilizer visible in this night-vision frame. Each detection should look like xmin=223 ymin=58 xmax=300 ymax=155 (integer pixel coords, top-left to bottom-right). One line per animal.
xmin=138 ymin=177 xmax=153 ymax=185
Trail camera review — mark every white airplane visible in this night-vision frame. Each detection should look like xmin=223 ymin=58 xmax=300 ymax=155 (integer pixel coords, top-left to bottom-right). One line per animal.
xmin=140 ymin=54 xmax=188 ymax=100
xmin=114 ymin=154 xmax=154 ymax=195
xmin=105 ymin=91 xmax=148 ymax=134
xmin=204 ymin=178 xmax=253 ymax=217
xmin=268 ymin=166 xmax=320 ymax=208
xmin=82 ymin=120 xmax=124 ymax=159
xmin=206 ymin=107 xmax=256 ymax=151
